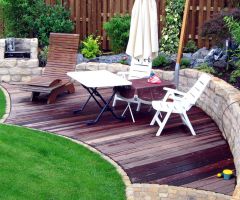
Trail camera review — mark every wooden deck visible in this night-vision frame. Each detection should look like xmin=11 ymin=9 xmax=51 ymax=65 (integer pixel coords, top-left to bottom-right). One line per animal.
xmin=3 ymin=83 xmax=236 ymax=196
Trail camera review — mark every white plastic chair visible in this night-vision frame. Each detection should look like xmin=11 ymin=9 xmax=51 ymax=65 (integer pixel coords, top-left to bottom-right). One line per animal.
xmin=112 ymin=58 xmax=152 ymax=122
xmin=150 ymin=73 xmax=211 ymax=136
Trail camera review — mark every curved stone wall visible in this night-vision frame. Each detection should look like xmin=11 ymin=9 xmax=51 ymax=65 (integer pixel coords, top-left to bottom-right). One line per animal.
xmin=155 ymin=68 xmax=240 ymax=200
xmin=154 ymin=69 xmax=240 ymax=182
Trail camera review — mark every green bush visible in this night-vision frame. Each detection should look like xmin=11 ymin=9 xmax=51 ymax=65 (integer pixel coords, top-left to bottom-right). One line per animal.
xmin=224 ymin=16 xmax=240 ymax=45
xmin=229 ymin=60 xmax=240 ymax=83
xmin=230 ymin=68 xmax=240 ymax=83
xmin=34 ymin=3 xmax=74 ymax=47
xmin=103 ymin=15 xmax=131 ymax=53
xmin=183 ymin=40 xmax=198 ymax=53
xmin=180 ymin=58 xmax=191 ymax=69
xmin=38 ymin=46 xmax=49 ymax=67
xmin=152 ymin=54 xmax=170 ymax=67
xmin=80 ymin=35 xmax=102 ymax=59
xmin=160 ymin=0 xmax=185 ymax=54
xmin=1 ymin=0 xmax=74 ymax=47
xmin=196 ymin=63 xmax=216 ymax=74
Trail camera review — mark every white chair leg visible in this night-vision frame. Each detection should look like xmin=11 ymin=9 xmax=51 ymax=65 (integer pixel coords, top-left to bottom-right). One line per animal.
xmin=182 ymin=112 xmax=196 ymax=136
xmin=136 ymin=102 xmax=141 ymax=112
xmin=150 ymin=110 xmax=161 ymax=125
xmin=180 ymin=114 xmax=187 ymax=125
xmin=156 ymin=111 xmax=171 ymax=136
xmin=122 ymin=103 xmax=135 ymax=123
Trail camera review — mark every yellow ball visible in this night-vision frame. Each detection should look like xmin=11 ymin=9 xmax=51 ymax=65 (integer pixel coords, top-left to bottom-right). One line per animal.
xmin=217 ymin=173 xmax=222 ymax=178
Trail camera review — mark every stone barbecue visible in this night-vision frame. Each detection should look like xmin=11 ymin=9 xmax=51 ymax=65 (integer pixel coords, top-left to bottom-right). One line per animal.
xmin=0 ymin=38 xmax=42 ymax=82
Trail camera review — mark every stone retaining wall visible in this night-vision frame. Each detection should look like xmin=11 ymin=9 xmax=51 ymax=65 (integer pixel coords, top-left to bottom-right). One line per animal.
xmin=0 ymin=38 xmax=41 ymax=82
xmin=127 ymin=184 xmax=231 ymax=200
xmin=76 ymin=62 xmax=240 ymax=200
xmin=155 ymin=68 xmax=240 ymax=200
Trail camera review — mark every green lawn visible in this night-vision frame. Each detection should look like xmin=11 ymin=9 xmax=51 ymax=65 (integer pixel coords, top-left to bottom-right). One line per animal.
xmin=0 ymin=124 xmax=126 ymax=200
xmin=0 ymin=87 xmax=6 ymax=118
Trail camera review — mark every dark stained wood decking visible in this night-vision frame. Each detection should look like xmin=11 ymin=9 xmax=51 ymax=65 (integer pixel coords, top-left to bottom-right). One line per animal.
xmin=3 ymin=83 xmax=236 ymax=196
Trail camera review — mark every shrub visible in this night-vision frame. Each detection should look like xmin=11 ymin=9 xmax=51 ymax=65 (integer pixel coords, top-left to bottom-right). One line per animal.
xmin=180 ymin=58 xmax=191 ymax=69
xmin=230 ymin=68 xmax=240 ymax=83
xmin=201 ymin=8 xmax=240 ymax=45
xmin=103 ymin=15 xmax=131 ymax=53
xmin=224 ymin=16 xmax=240 ymax=45
xmin=196 ymin=63 xmax=216 ymax=74
xmin=33 ymin=3 xmax=74 ymax=47
xmin=183 ymin=40 xmax=198 ymax=53
xmin=80 ymin=35 xmax=102 ymax=59
xmin=152 ymin=54 xmax=170 ymax=67
xmin=160 ymin=0 xmax=185 ymax=54
xmin=38 ymin=46 xmax=49 ymax=67
xmin=1 ymin=0 xmax=74 ymax=47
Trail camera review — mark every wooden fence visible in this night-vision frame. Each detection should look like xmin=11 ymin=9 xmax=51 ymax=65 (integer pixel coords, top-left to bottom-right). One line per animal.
xmin=0 ymin=0 xmax=235 ymax=49
xmin=45 ymin=0 xmax=234 ymax=50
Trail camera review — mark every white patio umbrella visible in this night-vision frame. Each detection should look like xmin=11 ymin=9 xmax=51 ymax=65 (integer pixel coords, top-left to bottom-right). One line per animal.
xmin=126 ymin=0 xmax=159 ymax=61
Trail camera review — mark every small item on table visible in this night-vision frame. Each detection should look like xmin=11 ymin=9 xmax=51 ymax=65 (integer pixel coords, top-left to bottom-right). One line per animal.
xmin=147 ymin=73 xmax=161 ymax=84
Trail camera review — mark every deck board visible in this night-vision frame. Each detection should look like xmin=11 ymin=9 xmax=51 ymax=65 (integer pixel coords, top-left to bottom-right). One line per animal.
xmin=2 ymin=83 xmax=236 ymax=196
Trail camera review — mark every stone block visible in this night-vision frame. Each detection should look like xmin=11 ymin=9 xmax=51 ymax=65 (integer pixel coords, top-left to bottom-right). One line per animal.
xmin=11 ymin=75 xmax=21 ymax=82
xmin=187 ymin=77 xmax=197 ymax=86
xmin=162 ymin=71 xmax=174 ymax=81
xmin=1 ymin=75 xmax=11 ymax=82
xmin=98 ymin=62 xmax=108 ymax=70
xmin=20 ymin=68 xmax=32 ymax=75
xmin=16 ymin=59 xmax=28 ymax=68
xmin=76 ymin=63 xmax=87 ymax=71
xmin=184 ymin=69 xmax=199 ymax=79
xmin=31 ymin=68 xmax=42 ymax=75
xmin=108 ymin=63 xmax=124 ymax=73
xmin=26 ymin=59 xmax=39 ymax=68
xmin=30 ymin=38 xmax=38 ymax=48
xmin=0 ymin=50 xmax=4 ymax=60
xmin=21 ymin=76 xmax=32 ymax=82
xmin=179 ymin=76 xmax=188 ymax=87
xmin=122 ymin=64 xmax=129 ymax=72
xmin=0 ymin=68 xmax=9 ymax=75
xmin=0 ymin=59 xmax=17 ymax=68
xmin=86 ymin=62 xmax=99 ymax=71
xmin=179 ymin=70 xmax=185 ymax=76
xmin=0 ymin=39 xmax=5 ymax=47
xmin=30 ymin=50 xmax=38 ymax=59
xmin=9 ymin=67 xmax=21 ymax=75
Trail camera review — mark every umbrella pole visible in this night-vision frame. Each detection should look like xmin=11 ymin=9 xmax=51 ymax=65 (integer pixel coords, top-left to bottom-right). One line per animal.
xmin=175 ymin=0 xmax=190 ymax=88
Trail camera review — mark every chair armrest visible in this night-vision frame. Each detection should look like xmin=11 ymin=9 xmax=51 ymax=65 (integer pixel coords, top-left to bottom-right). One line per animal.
xmin=163 ymin=87 xmax=186 ymax=96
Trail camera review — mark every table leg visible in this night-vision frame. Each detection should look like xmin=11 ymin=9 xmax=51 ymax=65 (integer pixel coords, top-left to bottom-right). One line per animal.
xmin=74 ymin=87 xmax=103 ymax=114
xmin=86 ymin=90 xmax=125 ymax=125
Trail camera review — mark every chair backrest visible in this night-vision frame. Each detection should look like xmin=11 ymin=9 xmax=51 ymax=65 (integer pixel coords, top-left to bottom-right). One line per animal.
xmin=180 ymin=74 xmax=211 ymax=111
xmin=128 ymin=58 xmax=152 ymax=80
xmin=43 ymin=33 xmax=80 ymax=82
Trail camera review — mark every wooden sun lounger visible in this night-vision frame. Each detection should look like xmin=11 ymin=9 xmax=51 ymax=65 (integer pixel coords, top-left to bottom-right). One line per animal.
xmin=22 ymin=33 xmax=80 ymax=104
